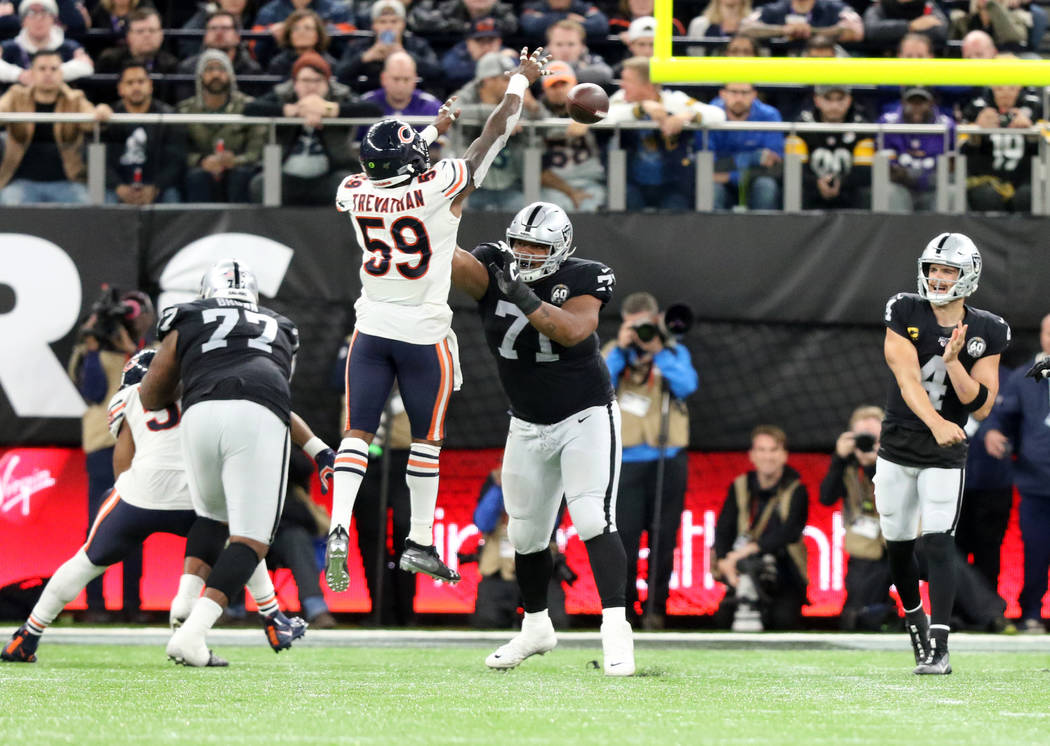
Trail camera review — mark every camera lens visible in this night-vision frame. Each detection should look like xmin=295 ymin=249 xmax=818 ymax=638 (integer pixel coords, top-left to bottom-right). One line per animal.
xmin=853 ymin=433 xmax=876 ymax=452
xmin=634 ymin=323 xmax=657 ymax=342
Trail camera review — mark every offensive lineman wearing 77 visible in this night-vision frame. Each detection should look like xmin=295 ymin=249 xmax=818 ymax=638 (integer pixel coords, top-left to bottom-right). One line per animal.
xmin=875 ymin=233 xmax=1009 ymax=675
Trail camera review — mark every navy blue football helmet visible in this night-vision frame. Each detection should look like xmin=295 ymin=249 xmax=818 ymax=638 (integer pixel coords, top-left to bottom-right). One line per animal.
xmin=359 ymin=119 xmax=430 ymax=186
xmin=120 ymin=348 xmax=156 ymax=389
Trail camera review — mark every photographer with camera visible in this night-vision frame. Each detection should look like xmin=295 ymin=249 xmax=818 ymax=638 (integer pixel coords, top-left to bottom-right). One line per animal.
xmin=819 ymin=405 xmax=893 ymax=630
xmin=603 ymin=292 xmax=698 ymax=629
xmin=66 ymin=286 xmax=155 ymax=622
xmin=713 ymin=425 xmax=808 ymax=631
xmin=465 ymin=459 xmax=571 ymax=630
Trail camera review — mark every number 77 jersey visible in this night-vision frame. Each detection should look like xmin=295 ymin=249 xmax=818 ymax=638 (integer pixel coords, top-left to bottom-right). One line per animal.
xmin=336 ymin=158 xmax=471 ymax=345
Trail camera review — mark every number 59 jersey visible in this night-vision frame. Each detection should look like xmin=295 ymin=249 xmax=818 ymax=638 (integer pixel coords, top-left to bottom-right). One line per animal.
xmin=472 ymin=242 xmax=616 ymax=425
xmin=336 ymin=158 xmax=471 ymax=345
xmin=881 ymin=292 xmax=1010 ymax=467
xmin=157 ymin=297 xmax=299 ymax=424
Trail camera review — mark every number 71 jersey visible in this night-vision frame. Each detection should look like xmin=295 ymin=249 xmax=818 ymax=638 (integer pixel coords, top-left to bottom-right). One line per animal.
xmin=336 ymin=158 xmax=471 ymax=345
xmin=157 ymin=297 xmax=299 ymax=424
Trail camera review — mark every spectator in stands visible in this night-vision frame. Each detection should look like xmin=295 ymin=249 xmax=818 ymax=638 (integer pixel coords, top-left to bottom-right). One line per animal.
xmin=896 ymin=28 xmax=933 ymax=57
xmin=104 ymin=61 xmax=184 ymax=204
xmin=245 ymin=51 xmax=381 ymax=204
xmin=863 ymin=0 xmax=947 ymax=54
xmin=984 ymin=313 xmax=1050 ymax=632
xmin=439 ymin=16 xmax=509 ymax=92
xmin=803 ymin=34 xmax=839 ymax=54
xmin=539 ymin=60 xmax=606 ymax=211
xmin=604 ymin=291 xmax=698 ymax=629
xmin=606 ymin=55 xmax=725 ymax=210
xmin=361 ymin=50 xmax=441 ymax=127
xmin=1018 ymin=0 xmax=1048 ymax=51
xmin=0 ymin=49 xmax=110 ymax=204
xmin=949 ymin=0 xmax=1027 ymax=50
xmin=520 ymin=0 xmax=609 ymax=42
xmin=97 ymin=8 xmax=178 ymax=74
xmin=688 ymin=0 xmax=752 ymax=39
xmin=819 ymin=406 xmax=893 ymax=631
xmin=713 ymin=425 xmax=808 ymax=631
xmin=252 ymin=0 xmax=352 ymax=67
xmin=453 ymin=50 xmax=541 ymax=209
xmin=546 ymin=18 xmax=612 ymax=87
xmin=878 ymin=86 xmax=954 ymax=212
xmin=177 ymin=49 xmax=265 ymax=202
xmin=0 ymin=0 xmax=93 ymax=85
xmin=960 ymin=80 xmax=1039 ymax=212
xmin=613 ymin=15 xmax=655 ymax=76
xmin=408 ymin=0 xmax=519 ymax=36
xmin=265 ymin=8 xmax=336 ymax=77
xmin=609 ymin=0 xmax=684 ymax=35
xmin=723 ymin=32 xmax=762 ymax=54
xmin=1 ymin=0 xmax=87 ymax=41
xmin=176 ymin=10 xmax=262 ymax=78
xmin=708 ymin=82 xmax=784 ymax=210
xmin=961 ymin=27 xmax=998 ymax=56
xmin=739 ymin=0 xmax=864 ymax=46
xmin=178 ymin=0 xmax=257 ymax=57
xmin=335 ymin=0 xmax=439 ymax=93
xmin=90 ymin=0 xmax=142 ymax=33
xmin=791 ymin=84 xmax=873 ymax=209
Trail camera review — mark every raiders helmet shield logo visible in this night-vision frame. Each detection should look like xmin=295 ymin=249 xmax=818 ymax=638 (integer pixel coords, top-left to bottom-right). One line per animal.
xmin=550 ymin=284 xmax=570 ymax=306
xmin=966 ymin=336 xmax=987 ymax=358
xmin=907 ymin=326 xmax=919 ymax=340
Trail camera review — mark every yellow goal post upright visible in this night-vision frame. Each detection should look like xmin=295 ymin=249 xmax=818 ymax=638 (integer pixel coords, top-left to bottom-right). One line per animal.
xmin=649 ymin=0 xmax=1050 ymax=86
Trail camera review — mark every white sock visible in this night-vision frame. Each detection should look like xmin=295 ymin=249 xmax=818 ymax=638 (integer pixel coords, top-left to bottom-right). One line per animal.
xmin=180 ymin=596 xmax=223 ymax=640
xmin=601 ymin=606 xmax=627 ymax=625
xmin=171 ymin=574 xmax=206 ymax=623
xmin=245 ymin=560 xmax=279 ymax=617
xmin=522 ymin=609 xmax=550 ymax=631
xmin=28 ymin=549 xmax=105 ymax=633
xmin=406 ymin=443 xmax=441 ymax=546
xmin=329 ymin=437 xmax=369 ymax=533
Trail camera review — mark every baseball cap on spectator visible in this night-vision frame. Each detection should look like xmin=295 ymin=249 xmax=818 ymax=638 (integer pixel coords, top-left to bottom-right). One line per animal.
xmin=20 ymin=0 xmax=58 ymax=17
xmin=475 ymin=51 xmax=515 ymax=80
xmin=814 ymin=84 xmax=850 ymax=96
xmin=903 ymin=86 xmax=933 ymax=101
xmin=371 ymin=0 xmax=406 ymax=21
xmin=543 ymin=60 xmax=576 ymax=89
xmin=626 ymin=16 xmax=657 ymax=41
xmin=469 ymin=17 xmax=503 ymax=39
xmin=292 ymin=51 xmax=332 ymax=80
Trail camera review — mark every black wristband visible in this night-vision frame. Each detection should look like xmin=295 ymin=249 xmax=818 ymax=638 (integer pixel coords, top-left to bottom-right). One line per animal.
xmin=963 ymin=383 xmax=989 ymax=413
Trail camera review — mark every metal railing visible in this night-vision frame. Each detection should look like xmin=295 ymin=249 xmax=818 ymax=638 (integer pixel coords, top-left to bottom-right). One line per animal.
xmin=0 ymin=111 xmax=1046 ymax=213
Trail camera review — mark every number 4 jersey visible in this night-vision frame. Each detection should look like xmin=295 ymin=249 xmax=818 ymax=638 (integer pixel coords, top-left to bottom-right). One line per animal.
xmin=336 ymin=158 xmax=471 ymax=345
xmin=881 ymin=292 xmax=1010 ymax=467
xmin=157 ymin=297 xmax=299 ymax=424
xmin=472 ymin=242 xmax=616 ymax=425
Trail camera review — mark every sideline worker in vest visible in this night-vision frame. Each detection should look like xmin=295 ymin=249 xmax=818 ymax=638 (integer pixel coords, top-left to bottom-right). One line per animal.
xmin=712 ymin=425 xmax=809 ymax=631
xmin=603 ymin=292 xmax=699 ymax=630
xmin=819 ymin=405 xmax=893 ymax=631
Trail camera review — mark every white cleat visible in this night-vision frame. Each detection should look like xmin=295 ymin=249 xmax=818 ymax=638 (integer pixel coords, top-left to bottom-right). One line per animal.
xmin=485 ymin=616 xmax=557 ymax=670
xmin=166 ymin=628 xmax=215 ymax=667
xmin=600 ymin=620 xmax=635 ymax=676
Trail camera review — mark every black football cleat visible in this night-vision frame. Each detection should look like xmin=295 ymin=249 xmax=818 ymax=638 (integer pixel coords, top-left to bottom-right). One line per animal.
xmin=262 ymin=611 xmax=307 ymax=653
xmin=914 ymin=647 xmax=951 ymax=675
xmin=906 ymin=611 xmax=930 ymax=666
xmin=399 ymin=539 xmax=461 ymax=584
xmin=1 ymin=625 xmax=39 ymax=663
xmin=324 ymin=526 xmax=351 ymax=593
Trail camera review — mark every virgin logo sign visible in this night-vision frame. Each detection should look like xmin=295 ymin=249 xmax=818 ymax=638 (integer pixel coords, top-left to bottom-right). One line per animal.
xmin=0 ymin=453 xmax=57 ymax=517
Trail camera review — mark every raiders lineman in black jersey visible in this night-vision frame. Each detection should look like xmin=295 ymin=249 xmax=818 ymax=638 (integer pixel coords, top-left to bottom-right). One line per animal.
xmin=140 ymin=259 xmax=303 ymax=667
xmin=451 ymin=202 xmax=634 ymax=676
xmin=876 ymin=233 xmax=1009 ymax=675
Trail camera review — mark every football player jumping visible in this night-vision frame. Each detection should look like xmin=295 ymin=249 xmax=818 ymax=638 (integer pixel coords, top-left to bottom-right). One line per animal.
xmin=451 ymin=202 xmax=635 ymax=676
xmin=324 ymin=47 xmax=552 ymax=592
xmin=876 ymin=233 xmax=1009 ymax=675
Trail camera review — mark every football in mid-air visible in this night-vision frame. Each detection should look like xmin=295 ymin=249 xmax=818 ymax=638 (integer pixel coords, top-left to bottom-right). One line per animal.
xmin=566 ymin=83 xmax=609 ymax=125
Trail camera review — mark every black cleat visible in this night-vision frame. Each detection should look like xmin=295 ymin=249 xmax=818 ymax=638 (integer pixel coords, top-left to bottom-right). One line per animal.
xmin=914 ymin=646 xmax=951 ymax=675
xmin=1 ymin=625 xmax=38 ymax=663
xmin=906 ymin=611 xmax=930 ymax=666
xmin=399 ymin=539 xmax=461 ymax=584
xmin=262 ymin=611 xmax=307 ymax=653
xmin=324 ymin=526 xmax=351 ymax=592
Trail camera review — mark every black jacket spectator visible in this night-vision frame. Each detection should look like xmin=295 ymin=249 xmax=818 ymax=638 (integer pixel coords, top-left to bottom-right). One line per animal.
xmin=335 ymin=32 xmax=440 ymax=92
xmin=104 ymin=98 xmax=186 ymax=199
xmin=408 ymin=0 xmax=520 ymax=36
xmin=863 ymin=0 xmax=948 ymax=52
xmin=520 ymin=0 xmax=610 ymax=41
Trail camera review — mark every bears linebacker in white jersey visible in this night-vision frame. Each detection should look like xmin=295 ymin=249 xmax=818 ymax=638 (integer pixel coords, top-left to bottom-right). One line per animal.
xmin=323 ymin=47 xmax=552 ymax=592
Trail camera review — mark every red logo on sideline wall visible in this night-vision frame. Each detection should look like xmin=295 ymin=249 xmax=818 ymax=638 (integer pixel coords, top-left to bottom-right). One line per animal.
xmin=1 ymin=452 xmax=57 ymax=519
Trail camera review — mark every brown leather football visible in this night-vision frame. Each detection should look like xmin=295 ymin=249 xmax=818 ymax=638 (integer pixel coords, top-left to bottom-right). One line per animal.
xmin=567 ymin=83 xmax=609 ymax=125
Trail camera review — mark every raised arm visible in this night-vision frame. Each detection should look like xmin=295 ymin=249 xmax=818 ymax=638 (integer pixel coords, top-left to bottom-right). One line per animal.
xmin=884 ymin=328 xmax=965 ymax=447
xmin=451 ymin=246 xmax=490 ymax=301
xmin=139 ymin=332 xmax=180 ymax=411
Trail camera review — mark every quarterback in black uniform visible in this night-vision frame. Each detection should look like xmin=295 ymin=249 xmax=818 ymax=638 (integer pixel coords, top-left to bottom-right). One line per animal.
xmin=451 ymin=201 xmax=634 ymax=676
xmin=875 ymin=233 xmax=1009 ymax=675
xmin=140 ymin=258 xmax=306 ymax=667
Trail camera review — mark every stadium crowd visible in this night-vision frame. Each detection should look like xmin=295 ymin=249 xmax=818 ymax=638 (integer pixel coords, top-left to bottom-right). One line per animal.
xmin=0 ymin=0 xmax=1045 ymax=210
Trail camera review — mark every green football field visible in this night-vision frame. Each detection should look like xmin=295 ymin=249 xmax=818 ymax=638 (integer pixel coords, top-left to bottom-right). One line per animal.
xmin=1 ymin=630 xmax=1049 ymax=746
